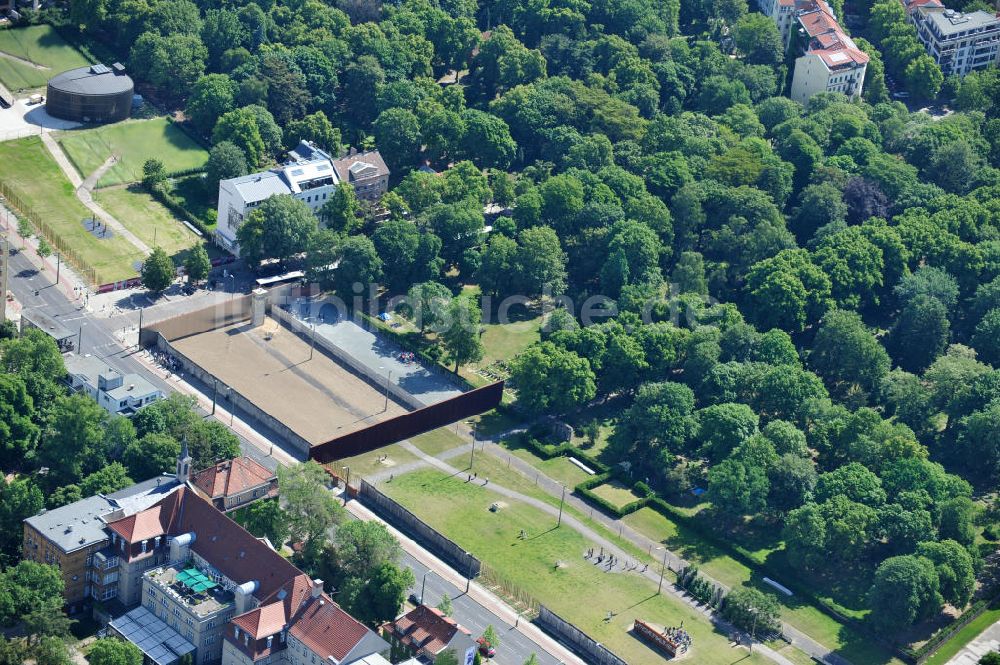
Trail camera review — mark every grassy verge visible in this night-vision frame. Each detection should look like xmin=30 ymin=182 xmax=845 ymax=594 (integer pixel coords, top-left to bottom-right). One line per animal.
xmin=94 ymin=186 xmax=202 ymax=264
xmin=57 ymin=118 xmax=208 ymax=186
xmin=923 ymin=603 xmax=1000 ymax=665
xmin=382 ymin=467 xmax=772 ymax=665
xmin=0 ymin=136 xmax=141 ymax=283
xmin=0 ymin=25 xmax=90 ymax=91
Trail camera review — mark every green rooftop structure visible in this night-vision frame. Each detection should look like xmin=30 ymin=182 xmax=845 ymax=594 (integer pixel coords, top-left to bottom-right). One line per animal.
xmin=175 ymin=567 xmax=217 ymax=593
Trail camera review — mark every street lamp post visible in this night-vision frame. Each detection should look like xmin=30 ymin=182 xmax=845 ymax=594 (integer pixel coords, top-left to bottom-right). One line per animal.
xmin=229 ymin=274 xmax=236 ymax=300
xmin=55 ymin=252 xmax=60 ymax=284
xmin=419 ymin=571 xmax=428 ymax=604
xmin=656 ymin=547 xmax=668 ymax=594
xmin=749 ymin=606 xmax=759 ymax=654
xmin=557 ymin=484 xmax=566 ymax=527
xmin=467 ymin=420 xmax=476 ymax=469
xmin=309 ymin=323 xmax=316 ymax=361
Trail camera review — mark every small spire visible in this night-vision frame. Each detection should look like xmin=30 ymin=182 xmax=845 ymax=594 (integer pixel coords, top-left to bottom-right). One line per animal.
xmin=177 ymin=437 xmax=192 ymax=484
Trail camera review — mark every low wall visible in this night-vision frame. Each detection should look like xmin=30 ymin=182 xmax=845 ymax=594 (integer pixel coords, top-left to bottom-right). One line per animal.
xmin=310 ymin=381 xmax=504 ymax=462
xmin=151 ymin=332 xmax=312 ymax=460
xmin=535 ymin=606 xmax=628 ymax=665
xmin=270 ymin=305 xmax=424 ymax=411
xmin=358 ymin=479 xmax=482 ymax=578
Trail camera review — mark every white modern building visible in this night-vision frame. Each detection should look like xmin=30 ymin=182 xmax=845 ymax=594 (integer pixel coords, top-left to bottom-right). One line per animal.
xmin=788 ymin=0 xmax=868 ymax=104
xmin=215 ymin=142 xmax=389 ymax=257
xmin=907 ymin=1 xmax=1000 ymax=76
xmin=64 ymin=352 xmax=163 ymax=416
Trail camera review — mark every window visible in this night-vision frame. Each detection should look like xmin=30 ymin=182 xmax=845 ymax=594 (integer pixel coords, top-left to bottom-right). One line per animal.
xmin=103 ymin=573 xmax=118 ymax=585
xmin=101 ymin=588 xmax=117 ymax=600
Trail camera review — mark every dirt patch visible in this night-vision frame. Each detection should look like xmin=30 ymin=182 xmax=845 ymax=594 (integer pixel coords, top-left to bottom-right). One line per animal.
xmin=171 ymin=317 xmax=408 ymax=445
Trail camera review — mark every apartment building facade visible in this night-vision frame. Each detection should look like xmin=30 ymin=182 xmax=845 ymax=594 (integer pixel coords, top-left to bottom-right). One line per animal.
xmin=907 ymin=1 xmax=1000 ymax=76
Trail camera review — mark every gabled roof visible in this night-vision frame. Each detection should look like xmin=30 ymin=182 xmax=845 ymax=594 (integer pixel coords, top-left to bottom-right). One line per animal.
xmin=796 ymin=0 xmax=869 ymax=69
xmin=190 ymin=457 xmax=276 ymax=501
xmin=232 ymin=602 xmax=287 ymax=639
xmin=107 ymin=490 xmax=183 ymax=542
xmin=289 ymin=595 xmax=372 ymax=662
xmin=382 ymin=605 xmax=471 ymax=657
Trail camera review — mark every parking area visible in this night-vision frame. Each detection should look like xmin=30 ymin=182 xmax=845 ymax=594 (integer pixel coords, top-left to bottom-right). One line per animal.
xmin=0 ymin=97 xmax=80 ymax=141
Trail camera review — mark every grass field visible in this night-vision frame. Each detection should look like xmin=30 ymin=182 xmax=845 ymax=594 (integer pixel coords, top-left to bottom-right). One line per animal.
xmin=382 ymin=467 xmax=772 ymax=665
xmin=0 ymin=137 xmax=141 ymax=283
xmin=0 ymin=25 xmax=90 ymax=91
xmin=590 ymin=481 xmax=643 ymax=508
xmin=58 ymin=118 xmax=209 ymax=186
xmin=94 ymin=187 xmax=202 ymax=264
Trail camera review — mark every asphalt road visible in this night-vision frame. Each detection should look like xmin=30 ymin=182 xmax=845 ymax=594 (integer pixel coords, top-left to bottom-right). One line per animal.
xmin=5 ymin=244 xmax=568 ymax=665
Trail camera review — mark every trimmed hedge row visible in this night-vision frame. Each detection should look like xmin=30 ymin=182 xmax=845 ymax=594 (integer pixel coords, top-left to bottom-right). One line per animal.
xmin=574 ymin=473 xmax=650 ymax=518
xmin=150 ymin=185 xmax=213 ymax=238
xmin=515 ymin=432 xmax=609 ymax=474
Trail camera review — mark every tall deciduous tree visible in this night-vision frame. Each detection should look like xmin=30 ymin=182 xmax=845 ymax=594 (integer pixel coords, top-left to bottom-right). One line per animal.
xmin=440 ymin=297 xmax=484 ymax=372
xmin=278 ymin=461 xmax=344 ymax=553
xmin=509 ymin=342 xmax=596 ymax=415
xmin=237 ymin=195 xmax=317 ymax=268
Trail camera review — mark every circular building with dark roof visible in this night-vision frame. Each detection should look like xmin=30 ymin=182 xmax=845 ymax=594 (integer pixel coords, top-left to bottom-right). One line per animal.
xmin=46 ymin=63 xmax=133 ymax=123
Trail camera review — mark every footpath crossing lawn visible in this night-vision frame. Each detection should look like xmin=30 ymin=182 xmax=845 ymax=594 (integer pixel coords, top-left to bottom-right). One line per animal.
xmin=94 ymin=187 xmax=202 ymax=264
xmin=382 ymin=467 xmax=772 ymax=665
xmin=0 ymin=137 xmax=141 ymax=283
xmin=58 ymin=117 xmax=209 ymax=187
xmin=0 ymin=25 xmax=90 ymax=90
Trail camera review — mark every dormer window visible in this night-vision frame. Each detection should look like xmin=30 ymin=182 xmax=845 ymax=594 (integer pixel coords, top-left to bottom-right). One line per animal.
xmin=154 ymin=536 xmax=161 ymax=548
xmin=266 ymin=636 xmax=273 ymax=649
xmin=141 ymin=540 xmax=147 ymax=553
xmin=234 ymin=627 xmax=239 ymax=639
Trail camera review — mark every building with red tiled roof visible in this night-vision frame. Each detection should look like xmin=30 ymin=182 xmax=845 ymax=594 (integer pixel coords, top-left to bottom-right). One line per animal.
xmin=190 ymin=457 xmax=278 ymax=513
xmin=27 ymin=449 xmax=388 ymax=665
xmin=754 ymin=0 xmax=868 ymax=104
xmin=381 ymin=605 xmax=476 ymax=664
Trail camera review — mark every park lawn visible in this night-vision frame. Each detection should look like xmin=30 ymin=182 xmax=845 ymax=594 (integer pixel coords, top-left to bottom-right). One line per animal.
xmin=478 ymin=314 xmax=543 ymax=364
xmin=496 ymin=432 xmax=593 ymax=487
xmin=622 ymin=507 xmax=903 ymax=665
xmin=409 ymin=427 xmax=465 ymax=457
xmin=57 ymin=117 xmax=209 ymax=186
xmin=325 ymin=442 xmax=419 ymax=481
xmin=0 ymin=25 xmax=90 ymax=91
xmin=924 ymin=603 xmax=1000 ymax=665
xmin=94 ymin=187 xmax=202 ymax=264
xmin=0 ymin=136 xmax=141 ymax=283
xmin=382 ymin=468 xmax=772 ymax=665
xmin=589 ymin=480 xmax=643 ymax=508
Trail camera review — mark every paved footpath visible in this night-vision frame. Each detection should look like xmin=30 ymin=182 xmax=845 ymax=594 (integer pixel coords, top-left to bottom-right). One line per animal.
xmin=371 ymin=439 xmax=796 ymax=665
xmin=39 ymin=132 xmax=152 ymax=255
xmin=945 ymin=617 xmax=1000 ymax=664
